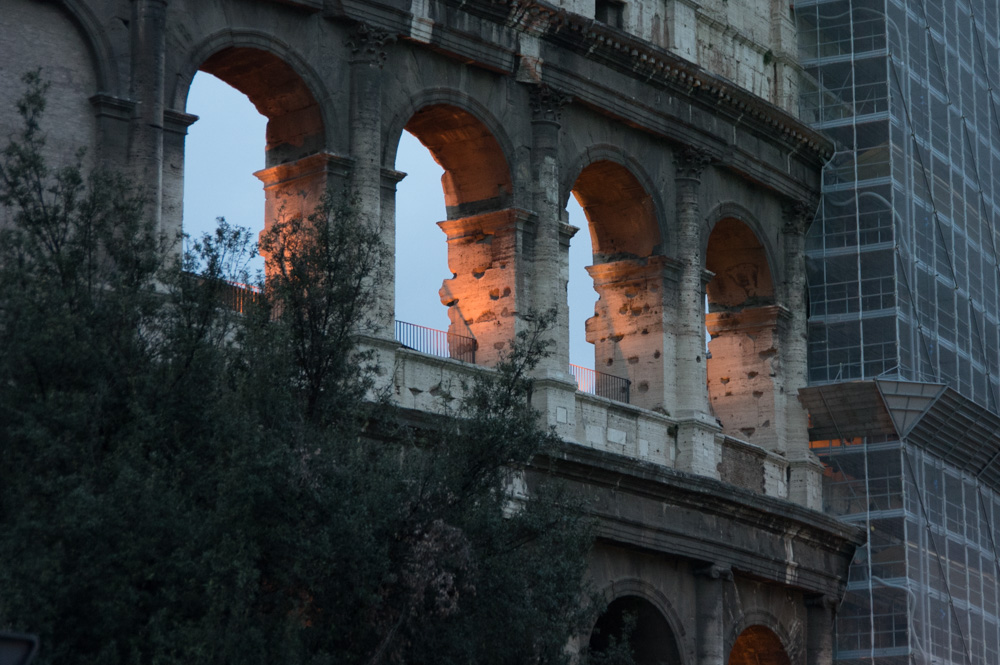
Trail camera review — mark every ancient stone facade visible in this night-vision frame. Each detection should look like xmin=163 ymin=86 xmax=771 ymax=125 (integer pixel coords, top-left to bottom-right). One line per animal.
xmin=1 ymin=1 xmax=862 ymax=663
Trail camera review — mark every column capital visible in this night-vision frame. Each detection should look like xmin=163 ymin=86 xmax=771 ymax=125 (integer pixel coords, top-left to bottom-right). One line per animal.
xmin=348 ymin=21 xmax=394 ymax=67
xmin=781 ymin=198 xmax=819 ymax=235
xmin=694 ymin=563 xmax=733 ymax=581
xmin=527 ymin=84 xmax=572 ymax=124
xmin=673 ymin=146 xmax=715 ymax=181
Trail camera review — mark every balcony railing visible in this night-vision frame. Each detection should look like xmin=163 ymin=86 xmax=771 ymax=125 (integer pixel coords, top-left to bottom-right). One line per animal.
xmin=395 ymin=320 xmax=477 ymax=364
xmin=180 ymin=271 xmax=263 ymax=314
xmin=569 ymin=364 xmax=631 ymax=404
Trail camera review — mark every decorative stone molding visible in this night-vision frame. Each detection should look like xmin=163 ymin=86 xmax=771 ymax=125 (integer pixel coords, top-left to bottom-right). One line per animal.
xmin=89 ymin=94 xmax=134 ymax=122
xmin=673 ymin=146 xmax=714 ymax=181
xmin=528 ymin=84 xmax=571 ymax=124
xmin=781 ymin=198 xmax=819 ymax=235
xmin=348 ymin=21 xmax=393 ymax=67
xmin=442 ymin=0 xmax=834 ymax=160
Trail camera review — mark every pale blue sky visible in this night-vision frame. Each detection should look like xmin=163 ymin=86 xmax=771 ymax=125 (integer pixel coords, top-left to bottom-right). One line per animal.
xmin=183 ymin=72 xmax=597 ymax=368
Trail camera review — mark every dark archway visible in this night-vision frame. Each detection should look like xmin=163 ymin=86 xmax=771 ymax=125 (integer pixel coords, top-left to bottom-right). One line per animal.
xmin=705 ymin=218 xmax=780 ymax=449
xmin=728 ymin=625 xmax=791 ymax=665
xmin=589 ymin=596 xmax=683 ymax=665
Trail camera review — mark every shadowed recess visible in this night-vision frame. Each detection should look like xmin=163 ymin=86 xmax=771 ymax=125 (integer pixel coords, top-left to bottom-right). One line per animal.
xmin=572 ymin=160 xmax=659 ymax=261
xmin=404 ymin=104 xmax=513 ymax=216
xmin=589 ymin=596 xmax=682 ymax=665
xmin=199 ymin=47 xmax=324 ymax=165
xmin=728 ymin=625 xmax=791 ymax=665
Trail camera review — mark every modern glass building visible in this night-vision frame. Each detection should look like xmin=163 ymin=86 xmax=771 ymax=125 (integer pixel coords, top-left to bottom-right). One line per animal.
xmin=796 ymin=0 xmax=1000 ymax=663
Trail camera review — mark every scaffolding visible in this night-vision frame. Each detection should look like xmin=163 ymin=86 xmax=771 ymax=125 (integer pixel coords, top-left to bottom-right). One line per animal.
xmin=797 ymin=0 xmax=1000 ymax=410
xmin=803 ymin=379 xmax=1000 ymax=664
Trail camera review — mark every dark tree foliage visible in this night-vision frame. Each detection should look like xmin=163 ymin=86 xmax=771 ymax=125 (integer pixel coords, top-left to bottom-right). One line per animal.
xmin=0 ymin=73 xmax=597 ymax=665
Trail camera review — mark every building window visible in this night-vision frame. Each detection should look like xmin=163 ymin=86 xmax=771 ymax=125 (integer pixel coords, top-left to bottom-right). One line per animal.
xmin=595 ymin=0 xmax=624 ymax=29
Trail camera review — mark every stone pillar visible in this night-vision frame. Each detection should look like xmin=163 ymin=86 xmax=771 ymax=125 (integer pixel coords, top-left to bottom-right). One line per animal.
xmin=348 ymin=22 xmax=393 ymax=334
xmin=706 ymin=304 xmax=789 ymax=452
xmin=128 ymin=0 xmax=168 ymax=230
xmin=438 ymin=208 xmax=536 ymax=366
xmin=673 ymin=147 xmax=721 ymax=478
xmin=673 ymin=146 xmax=713 ymax=415
xmin=694 ymin=563 xmax=732 ymax=665
xmin=161 ymin=109 xmax=198 ymax=251
xmin=586 ymin=257 xmax=681 ymax=410
xmin=805 ymin=594 xmax=837 ymax=665
xmin=255 ymin=153 xmax=354 ymax=234
xmin=347 ymin=22 xmax=391 ymax=224
xmin=527 ymin=84 xmax=574 ymax=379
xmin=782 ymin=199 xmax=823 ymax=509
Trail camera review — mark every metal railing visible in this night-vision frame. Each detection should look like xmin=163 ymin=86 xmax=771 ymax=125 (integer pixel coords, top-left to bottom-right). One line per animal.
xmin=217 ymin=280 xmax=262 ymax=314
xmin=569 ymin=364 xmax=631 ymax=404
xmin=180 ymin=271 xmax=263 ymax=314
xmin=395 ymin=320 xmax=477 ymax=364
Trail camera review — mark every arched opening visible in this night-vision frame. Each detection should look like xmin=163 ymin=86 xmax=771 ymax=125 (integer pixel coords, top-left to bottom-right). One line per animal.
xmin=570 ymin=160 xmax=666 ymax=409
xmin=728 ymin=625 xmax=790 ymax=665
xmin=705 ymin=219 xmax=781 ymax=449
xmin=182 ymin=72 xmax=266 ymax=275
xmin=567 ymin=196 xmax=596 ymax=370
xmin=393 ymin=131 xmax=448 ymax=333
xmin=589 ymin=595 xmax=682 ymax=665
xmin=400 ymin=104 xmax=516 ymax=366
xmin=179 ymin=47 xmax=327 ymax=283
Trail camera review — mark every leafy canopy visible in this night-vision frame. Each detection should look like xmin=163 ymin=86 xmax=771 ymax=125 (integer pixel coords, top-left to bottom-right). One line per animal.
xmin=0 ymin=72 xmax=598 ymax=665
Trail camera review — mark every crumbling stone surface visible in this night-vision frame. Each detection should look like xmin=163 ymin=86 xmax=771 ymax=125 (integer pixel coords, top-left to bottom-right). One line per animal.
xmin=3 ymin=1 xmax=852 ymax=660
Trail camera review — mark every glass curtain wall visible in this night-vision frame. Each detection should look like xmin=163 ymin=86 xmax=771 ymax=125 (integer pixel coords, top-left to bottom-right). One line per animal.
xmin=798 ymin=0 xmax=1000 ymax=413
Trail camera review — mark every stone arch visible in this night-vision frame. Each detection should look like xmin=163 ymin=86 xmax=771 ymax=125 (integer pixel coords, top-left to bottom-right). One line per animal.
xmin=1 ymin=0 xmax=101 ymax=169
xmin=564 ymin=150 xmax=671 ymax=410
xmin=384 ymin=90 xmax=516 ymax=218
xmin=590 ymin=581 xmax=687 ymax=665
xmin=705 ymin=213 xmax=787 ymax=449
xmin=702 ymin=202 xmax=779 ymax=287
xmin=54 ymin=0 xmax=120 ymax=94
xmin=562 ymin=145 xmax=667 ymax=258
xmin=177 ymin=34 xmax=328 ymax=166
xmin=727 ymin=622 xmax=794 ymax=665
xmin=170 ymin=35 xmax=333 ymax=270
xmin=386 ymin=93 xmax=519 ymax=366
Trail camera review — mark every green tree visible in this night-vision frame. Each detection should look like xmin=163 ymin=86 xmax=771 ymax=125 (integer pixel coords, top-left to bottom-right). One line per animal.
xmin=0 ymin=72 xmax=596 ymax=665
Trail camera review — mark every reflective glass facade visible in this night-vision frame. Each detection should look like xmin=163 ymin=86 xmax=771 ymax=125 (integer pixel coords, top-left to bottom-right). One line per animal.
xmin=798 ymin=0 xmax=1000 ymax=412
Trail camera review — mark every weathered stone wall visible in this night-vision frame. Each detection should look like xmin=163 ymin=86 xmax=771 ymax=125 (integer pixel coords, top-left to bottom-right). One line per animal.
xmin=0 ymin=1 xmax=858 ymax=662
xmin=549 ymin=0 xmax=800 ymax=114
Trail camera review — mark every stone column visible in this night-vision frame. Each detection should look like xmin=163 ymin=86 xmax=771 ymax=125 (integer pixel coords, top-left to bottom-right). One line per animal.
xmin=128 ymin=0 xmax=168 ymax=231
xmin=805 ymin=594 xmax=837 ymax=665
xmin=438 ymin=208 xmax=536 ymax=366
xmin=527 ymin=84 xmax=574 ymax=379
xmin=161 ymin=109 xmax=198 ymax=251
xmin=673 ymin=147 xmax=713 ymax=414
xmin=673 ymin=147 xmax=721 ymax=478
xmin=347 ymin=22 xmax=393 ymax=334
xmin=782 ymin=199 xmax=823 ymax=509
xmin=694 ymin=563 xmax=732 ymax=665
xmin=586 ymin=257 xmax=681 ymax=410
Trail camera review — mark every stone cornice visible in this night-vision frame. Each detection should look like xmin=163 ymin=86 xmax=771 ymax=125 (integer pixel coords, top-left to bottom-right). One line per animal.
xmin=441 ymin=0 xmax=833 ymax=161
